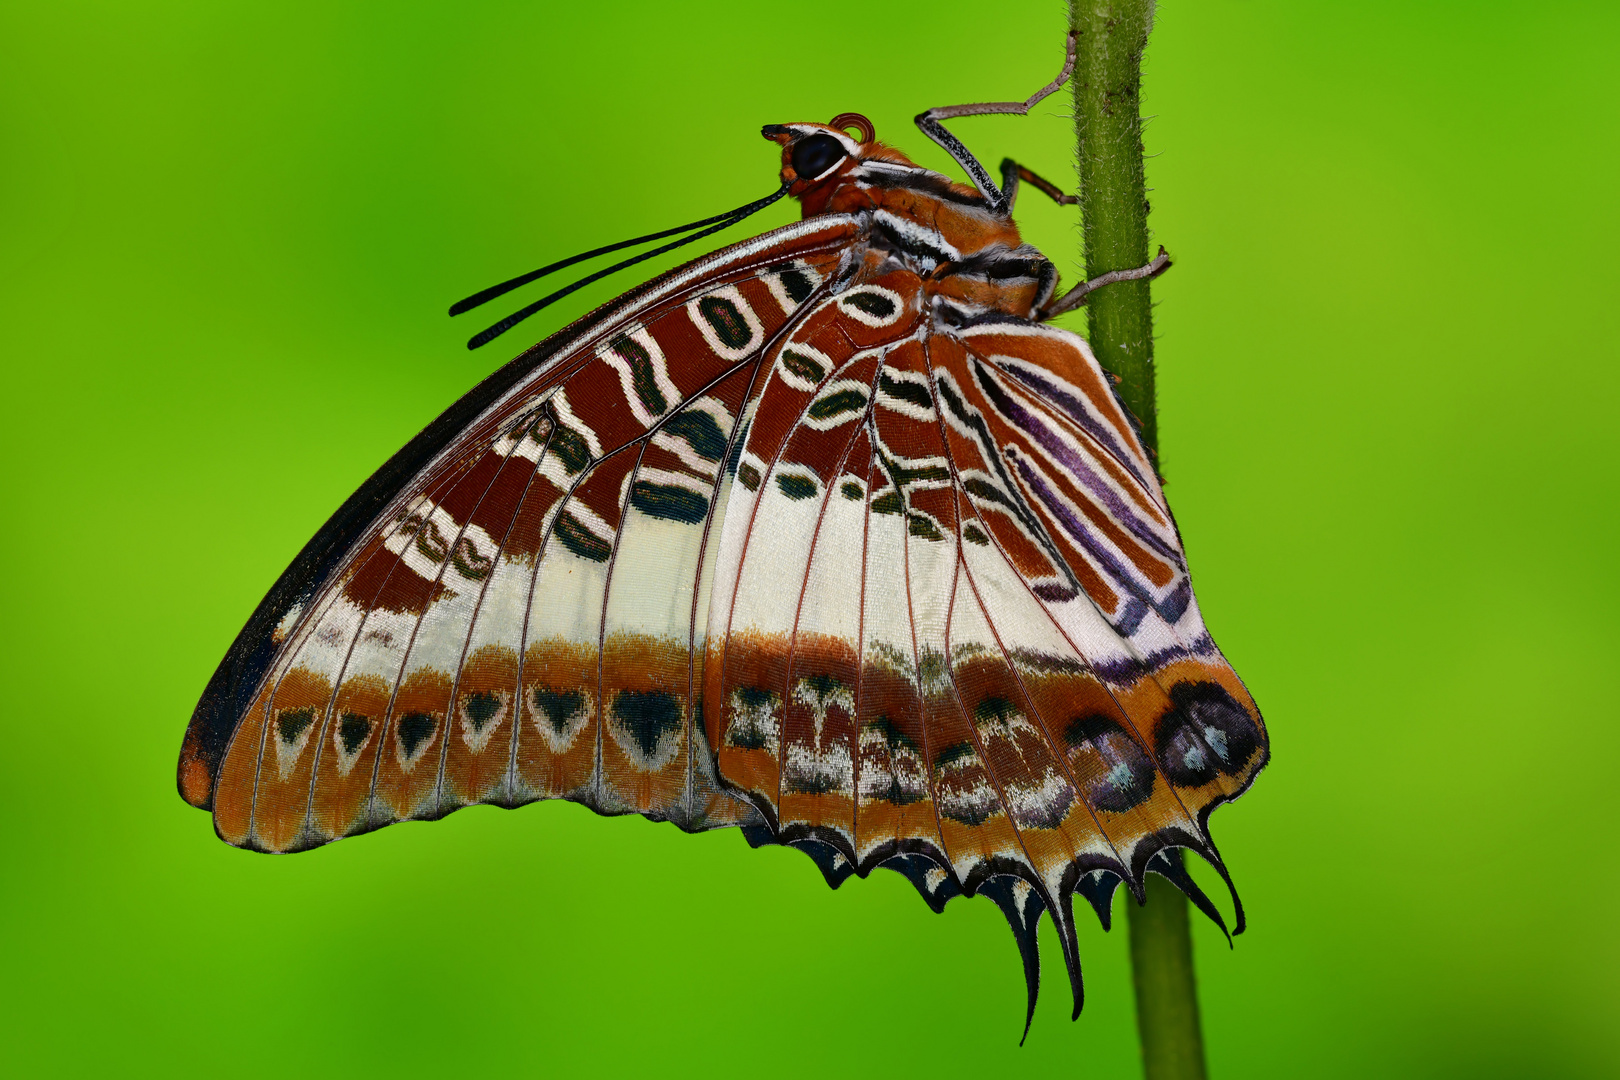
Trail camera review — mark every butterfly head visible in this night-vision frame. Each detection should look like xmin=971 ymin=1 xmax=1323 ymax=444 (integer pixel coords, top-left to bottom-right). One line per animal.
xmin=762 ymin=114 xmax=890 ymax=216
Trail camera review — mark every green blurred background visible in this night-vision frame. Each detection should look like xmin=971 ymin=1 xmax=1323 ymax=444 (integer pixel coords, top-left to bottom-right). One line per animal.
xmin=3 ymin=1 xmax=1616 ymax=1075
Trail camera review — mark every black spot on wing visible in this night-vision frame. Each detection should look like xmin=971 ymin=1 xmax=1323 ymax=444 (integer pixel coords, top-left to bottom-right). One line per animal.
xmin=776 ymin=474 xmax=817 ymax=500
xmin=533 ymin=687 xmax=585 ymax=734
xmin=807 ymin=388 xmax=867 ymax=422
xmin=845 ymin=290 xmax=897 ymax=318
xmin=907 ymin=512 xmax=944 ymax=541
xmin=663 ymin=410 xmax=727 ymax=462
xmin=463 ymin=691 xmax=502 ymax=733
xmin=725 ymin=686 xmax=778 ymax=750
xmin=630 ymin=480 xmax=709 ymax=524
xmin=398 ymin=713 xmax=436 ymax=758
xmin=878 ymin=371 xmax=933 ymax=411
xmin=607 ymin=333 xmax=666 ymax=414
xmin=861 ymin=717 xmax=927 ymax=806
xmin=276 ymin=708 xmax=313 ymax=746
xmin=781 ymin=348 xmax=826 ymax=383
xmin=612 ymin=690 xmax=682 ymax=757
xmin=338 ymin=714 xmax=371 ymax=754
xmin=549 ymin=418 xmax=593 ymax=475
xmin=934 ymin=741 xmax=976 ymax=769
xmin=697 ymin=295 xmax=752 ymax=348
xmin=776 ymin=267 xmax=815 ymax=304
xmin=1153 ymin=682 xmax=1261 ymax=787
xmin=1064 ymin=714 xmax=1156 ymax=813
xmin=554 ymin=511 xmax=612 ymax=563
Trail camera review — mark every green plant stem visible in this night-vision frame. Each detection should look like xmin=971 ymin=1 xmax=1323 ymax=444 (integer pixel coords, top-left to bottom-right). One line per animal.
xmin=1128 ymin=870 xmax=1208 ymax=1079
xmin=1067 ymin=4 xmax=1208 ymax=1079
xmin=1069 ymin=0 xmax=1158 ymax=453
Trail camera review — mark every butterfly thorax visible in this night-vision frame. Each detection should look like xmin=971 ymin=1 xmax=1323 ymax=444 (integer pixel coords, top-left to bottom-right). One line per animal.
xmin=766 ymin=124 xmax=1058 ymax=323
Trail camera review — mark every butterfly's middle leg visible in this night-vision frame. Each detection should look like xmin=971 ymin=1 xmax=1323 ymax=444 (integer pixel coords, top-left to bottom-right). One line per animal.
xmin=998 ymin=158 xmax=1079 ymax=212
xmin=914 ymin=31 xmax=1078 ymax=213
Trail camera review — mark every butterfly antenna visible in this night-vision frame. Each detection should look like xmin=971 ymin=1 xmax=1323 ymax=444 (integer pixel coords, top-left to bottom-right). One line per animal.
xmin=449 ymin=206 xmax=745 ymax=317
xmin=451 ymin=184 xmax=790 ymax=329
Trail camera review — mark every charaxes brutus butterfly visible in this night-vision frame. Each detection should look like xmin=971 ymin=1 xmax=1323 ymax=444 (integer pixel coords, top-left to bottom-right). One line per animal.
xmin=177 ymin=36 xmax=1267 ymax=1037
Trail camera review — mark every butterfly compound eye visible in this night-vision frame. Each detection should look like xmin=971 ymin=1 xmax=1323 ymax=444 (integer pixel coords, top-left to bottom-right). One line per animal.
xmin=791 ymin=133 xmax=846 ymax=180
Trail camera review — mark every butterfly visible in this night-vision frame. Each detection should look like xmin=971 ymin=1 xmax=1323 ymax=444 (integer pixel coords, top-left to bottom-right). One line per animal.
xmin=176 ymin=35 xmax=1267 ymax=1038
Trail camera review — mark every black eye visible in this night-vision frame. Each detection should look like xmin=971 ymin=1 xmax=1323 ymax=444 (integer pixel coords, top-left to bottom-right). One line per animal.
xmin=791 ymin=133 xmax=846 ymax=180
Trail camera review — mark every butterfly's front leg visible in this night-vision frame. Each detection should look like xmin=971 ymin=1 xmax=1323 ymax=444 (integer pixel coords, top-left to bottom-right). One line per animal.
xmin=914 ymin=30 xmax=1078 ymax=214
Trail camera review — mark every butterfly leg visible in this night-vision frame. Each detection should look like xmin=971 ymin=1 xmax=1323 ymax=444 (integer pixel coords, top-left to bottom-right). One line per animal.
xmin=998 ymin=158 xmax=1079 ymax=212
xmin=1041 ymin=246 xmax=1172 ymax=319
xmin=914 ymin=31 xmax=1078 ymax=214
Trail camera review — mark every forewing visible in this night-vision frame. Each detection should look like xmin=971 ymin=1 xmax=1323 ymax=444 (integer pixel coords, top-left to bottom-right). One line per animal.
xmin=177 ymin=216 xmax=859 ymax=852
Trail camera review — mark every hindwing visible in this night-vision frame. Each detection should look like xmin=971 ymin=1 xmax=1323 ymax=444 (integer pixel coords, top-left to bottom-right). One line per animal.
xmin=701 ymin=256 xmax=1268 ymax=1026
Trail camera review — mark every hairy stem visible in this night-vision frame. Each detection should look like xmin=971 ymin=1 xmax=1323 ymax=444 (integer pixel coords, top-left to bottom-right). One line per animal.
xmin=1067 ymin=3 xmax=1209 ymax=1078
xmin=1069 ymin=0 xmax=1158 ymax=454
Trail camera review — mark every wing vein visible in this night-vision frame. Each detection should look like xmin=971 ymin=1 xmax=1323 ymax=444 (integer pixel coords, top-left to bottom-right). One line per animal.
xmin=260 ymin=477 xmax=446 ymax=844
xmin=356 ymin=426 xmax=521 ymax=828
xmin=429 ymin=412 xmax=559 ymax=812
xmin=594 ymin=439 xmax=652 ymax=805
xmin=934 ymin=479 xmax=1048 ymax=900
xmin=850 ymin=437 xmax=875 ymax=862
xmin=680 ymin=272 xmax=839 ymax=825
xmin=887 ymin=433 xmax=954 ymax=881
xmin=774 ymin=349 xmax=885 ymax=849
xmin=921 ymin=336 xmax=1129 ymax=871
xmin=504 ymin=436 xmax=636 ymax=801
